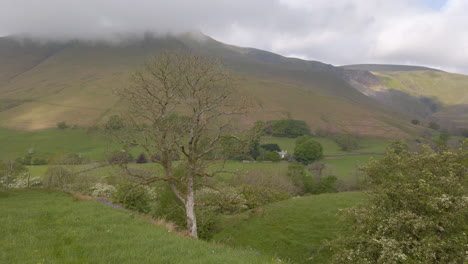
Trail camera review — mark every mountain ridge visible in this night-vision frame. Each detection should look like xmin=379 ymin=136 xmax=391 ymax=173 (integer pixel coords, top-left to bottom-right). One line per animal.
xmin=1 ymin=33 xmax=463 ymax=136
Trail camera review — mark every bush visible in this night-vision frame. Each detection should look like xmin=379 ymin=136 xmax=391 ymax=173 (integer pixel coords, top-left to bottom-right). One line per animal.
xmin=196 ymin=186 xmax=248 ymax=214
xmin=48 ymin=153 xmax=84 ymax=165
xmin=240 ymin=185 xmax=291 ymax=209
xmin=294 ymin=138 xmax=323 ymax=164
xmin=312 ymin=175 xmax=338 ymax=194
xmin=287 ymin=162 xmax=314 ymax=194
xmin=105 ymin=115 xmax=124 ymax=131
xmin=90 ymin=183 xmax=117 ymax=198
xmin=330 ymin=142 xmax=468 ymax=263
xmin=334 ymin=133 xmax=359 ymax=152
xmin=135 ymin=153 xmax=148 ymax=164
xmin=107 ymin=151 xmax=134 ymax=165
xmin=411 ymin=119 xmax=420 ymax=125
xmin=152 ymin=183 xmax=186 ymax=227
xmin=57 ymin=121 xmax=68 ymax=129
xmin=195 ymin=207 xmax=220 ymax=240
xmin=265 ymin=151 xmax=281 ymax=162
xmin=32 ymin=157 xmax=48 ymax=165
xmin=113 ymin=183 xmax=152 ymax=213
xmin=45 ymin=166 xmax=72 ymax=189
xmin=260 ymin=143 xmax=281 ymax=152
xmin=264 ymin=119 xmax=311 ymax=138
xmin=428 ymin=121 xmax=440 ymax=130
xmin=237 ymin=168 xmax=300 ymax=195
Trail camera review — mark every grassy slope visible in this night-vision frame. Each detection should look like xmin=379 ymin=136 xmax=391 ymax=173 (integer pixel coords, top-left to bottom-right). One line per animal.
xmin=0 ymin=127 xmax=119 ymax=161
xmin=374 ymin=71 xmax=468 ymax=106
xmin=0 ymin=36 xmax=417 ymax=138
xmin=213 ymin=192 xmax=365 ymax=264
xmin=372 ymin=71 xmax=468 ymax=127
xmin=0 ymin=189 xmax=273 ymax=264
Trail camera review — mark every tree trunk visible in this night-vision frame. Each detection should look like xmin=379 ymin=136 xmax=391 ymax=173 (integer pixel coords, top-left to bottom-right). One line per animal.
xmin=185 ymin=175 xmax=198 ymax=238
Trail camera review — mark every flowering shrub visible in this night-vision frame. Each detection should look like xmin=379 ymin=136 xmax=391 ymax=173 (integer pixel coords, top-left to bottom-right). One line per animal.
xmin=330 ymin=142 xmax=468 ymax=264
xmin=90 ymin=183 xmax=117 ymax=198
xmin=0 ymin=172 xmax=42 ymax=189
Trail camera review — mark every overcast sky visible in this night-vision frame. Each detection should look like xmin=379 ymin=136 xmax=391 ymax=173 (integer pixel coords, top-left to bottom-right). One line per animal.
xmin=1 ymin=0 xmax=467 ymax=73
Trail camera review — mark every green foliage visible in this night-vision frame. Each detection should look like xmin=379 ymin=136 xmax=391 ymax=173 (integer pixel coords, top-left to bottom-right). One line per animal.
xmin=313 ymin=175 xmax=338 ymax=194
xmin=411 ymin=119 xmax=420 ymax=125
xmin=334 ymin=133 xmax=359 ymax=152
xmin=331 ymin=141 xmax=468 ymax=263
xmin=264 ymin=151 xmax=281 ymax=162
xmin=113 ymin=183 xmax=152 ymax=213
xmin=434 ymin=131 xmax=450 ymax=149
xmin=153 ymin=184 xmax=186 ymax=227
xmin=105 ymin=115 xmax=125 ymax=130
xmin=294 ymin=138 xmax=323 ymax=164
xmin=264 ymin=119 xmax=311 ymax=138
xmin=57 ymin=121 xmax=69 ymax=130
xmin=260 ymin=143 xmax=281 ymax=152
xmin=240 ymin=185 xmax=291 ymax=209
xmin=44 ymin=166 xmax=72 ymax=189
xmin=287 ymin=162 xmax=314 ymax=194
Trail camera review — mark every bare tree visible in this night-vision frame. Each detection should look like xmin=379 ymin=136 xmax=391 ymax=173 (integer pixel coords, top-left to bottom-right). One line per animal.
xmin=114 ymin=51 xmax=248 ymax=238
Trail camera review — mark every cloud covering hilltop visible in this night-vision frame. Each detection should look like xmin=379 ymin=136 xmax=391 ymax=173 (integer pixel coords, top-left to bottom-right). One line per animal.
xmin=1 ymin=0 xmax=467 ymax=73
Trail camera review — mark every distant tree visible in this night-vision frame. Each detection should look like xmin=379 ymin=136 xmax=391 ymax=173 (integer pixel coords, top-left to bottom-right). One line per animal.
xmin=105 ymin=115 xmax=125 ymax=131
xmin=57 ymin=121 xmax=68 ymax=130
xmin=294 ymin=138 xmax=323 ymax=164
xmin=334 ymin=133 xmax=359 ymax=152
xmin=411 ymin=119 xmax=420 ymax=125
xmin=330 ymin=141 xmax=468 ymax=263
xmin=428 ymin=121 xmax=440 ymax=130
xmin=264 ymin=119 xmax=311 ymax=138
xmin=260 ymin=143 xmax=281 ymax=152
xmin=135 ymin=153 xmax=148 ymax=164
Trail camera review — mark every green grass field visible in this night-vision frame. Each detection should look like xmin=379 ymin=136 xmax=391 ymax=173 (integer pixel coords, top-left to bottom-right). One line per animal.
xmin=213 ymin=192 xmax=365 ymax=264
xmin=323 ymin=155 xmax=380 ymax=185
xmin=0 ymin=189 xmax=273 ymax=264
xmin=0 ymin=127 xmax=115 ymax=161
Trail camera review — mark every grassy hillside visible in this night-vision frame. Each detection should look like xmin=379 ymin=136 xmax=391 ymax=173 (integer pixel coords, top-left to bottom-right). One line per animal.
xmin=373 ymin=70 xmax=468 ymax=106
xmin=0 ymin=127 xmax=118 ymax=161
xmin=0 ymin=34 xmax=418 ymax=138
xmin=0 ymin=189 xmax=273 ymax=264
xmin=339 ymin=65 xmax=468 ymax=128
xmin=213 ymin=192 xmax=365 ymax=263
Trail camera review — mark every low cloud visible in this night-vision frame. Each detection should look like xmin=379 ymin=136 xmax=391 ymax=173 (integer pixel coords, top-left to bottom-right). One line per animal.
xmin=1 ymin=0 xmax=467 ymax=73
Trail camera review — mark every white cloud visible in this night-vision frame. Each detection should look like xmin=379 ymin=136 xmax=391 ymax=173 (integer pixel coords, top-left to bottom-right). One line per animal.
xmin=1 ymin=0 xmax=467 ymax=73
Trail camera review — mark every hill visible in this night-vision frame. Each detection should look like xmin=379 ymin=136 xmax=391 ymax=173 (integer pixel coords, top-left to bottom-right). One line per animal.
xmin=213 ymin=192 xmax=365 ymax=264
xmin=0 ymin=189 xmax=272 ymax=264
xmin=0 ymin=34 xmax=420 ymax=138
xmin=341 ymin=64 xmax=443 ymax=72
xmin=341 ymin=65 xmax=468 ymax=130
